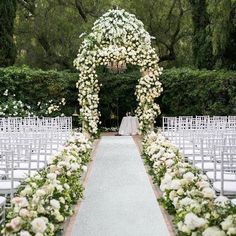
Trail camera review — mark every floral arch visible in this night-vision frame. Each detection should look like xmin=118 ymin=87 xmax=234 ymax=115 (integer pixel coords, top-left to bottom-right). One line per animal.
xmin=74 ymin=9 xmax=163 ymax=137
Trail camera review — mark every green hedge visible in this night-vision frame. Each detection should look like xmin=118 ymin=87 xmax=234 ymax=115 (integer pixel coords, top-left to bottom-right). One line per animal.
xmin=0 ymin=66 xmax=236 ymax=127
xmin=160 ymin=68 xmax=236 ymax=116
xmin=0 ymin=66 xmax=79 ymax=116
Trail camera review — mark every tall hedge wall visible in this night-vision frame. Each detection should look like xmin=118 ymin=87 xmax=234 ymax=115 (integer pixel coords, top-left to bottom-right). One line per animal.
xmin=0 ymin=66 xmax=236 ymax=127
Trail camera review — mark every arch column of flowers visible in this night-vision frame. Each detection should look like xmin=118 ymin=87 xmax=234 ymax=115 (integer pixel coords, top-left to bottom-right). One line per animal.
xmin=74 ymin=9 xmax=163 ymax=137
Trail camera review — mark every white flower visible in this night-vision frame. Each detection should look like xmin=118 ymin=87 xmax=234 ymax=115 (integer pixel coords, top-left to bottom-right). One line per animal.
xmin=170 ymin=179 xmax=181 ymax=190
xmin=177 ymin=221 xmax=191 ymax=234
xmin=47 ymin=173 xmax=57 ymax=180
xmin=31 ymin=217 xmax=47 ymax=234
xmin=50 ymin=199 xmax=60 ymax=209
xmin=19 ymin=209 xmax=30 ymax=218
xmin=20 ymin=231 xmax=32 ymax=236
xmin=11 ymin=197 xmax=29 ymax=208
xmin=227 ymin=227 xmax=236 ymax=235
xmin=202 ymin=226 xmax=226 ymax=236
xmin=9 ymin=217 xmax=22 ymax=231
xmin=214 ymin=196 xmax=229 ymax=207
xmin=196 ymin=180 xmax=210 ymax=189
xmin=35 ymin=189 xmax=46 ymax=197
xmin=202 ymin=187 xmax=216 ymax=199
xmin=184 ymin=212 xmax=207 ymax=230
xmin=64 ymin=183 xmax=70 ymax=189
xmin=183 ymin=172 xmax=195 ymax=182
xmin=179 ymin=197 xmax=196 ymax=207
xmin=221 ymin=215 xmax=234 ymax=230
xmin=165 ymin=159 xmax=174 ymax=167
xmin=55 ymin=213 xmax=64 ymax=222
xmin=82 ymin=165 xmax=88 ymax=172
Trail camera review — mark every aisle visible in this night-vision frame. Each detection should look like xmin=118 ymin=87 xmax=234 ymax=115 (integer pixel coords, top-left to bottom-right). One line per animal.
xmin=72 ymin=136 xmax=170 ymax=236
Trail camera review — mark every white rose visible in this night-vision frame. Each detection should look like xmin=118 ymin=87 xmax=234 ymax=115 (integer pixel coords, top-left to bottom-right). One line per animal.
xmin=196 ymin=180 xmax=210 ymax=189
xmin=170 ymin=179 xmax=181 ymax=190
xmin=166 ymin=159 xmax=174 ymax=167
xmin=64 ymin=183 xmax=70 ymax=189
xmin=177 ymin=221 xmax=191 ymax=234
xmin=202 ymin=226 xmax=226 ymax=236
xmin=59 ymin=197 xmax=65 ymax=204
xmin=9 ymin=217 xmax=22 ymax=231
xmin=184 ymin=212 xmax=207 ymax=230
xmin=35 ymin=189 xmax=46 ymax=197
xmin=177 ymin=188 xmax=184 ymax=196
xmin=20 ymin=231 xmax=32 ymax=236
xmin=202 ymin=187 xmax=216 ymax=199
xmin=31 ymin=217 xmax=47 ymax=234
xmin=47 ymin=173 xmax=57 ymax=180
xmin=228 ymin=227 xmax=236 ymax=235
xmin=183 ymin=172 xmax=195 ymax=182
xmin=179 ymin=197 xmax=195 ymax=207
xmin=221 ymin=215 xmax=234 ymax=230
xmin=50 ymin=199 xmax=60 ymax=209
xmin=19 ymin=209 xmax=30 ymax=218
xmin=11 ymin=197 xmax=29 ymax=208
xmin=214 ymin=196 xmax=229 ymax=207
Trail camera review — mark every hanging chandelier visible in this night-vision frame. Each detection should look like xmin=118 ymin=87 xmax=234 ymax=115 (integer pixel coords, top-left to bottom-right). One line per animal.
xmin=107 ymin=60 xmax=127 ymax=73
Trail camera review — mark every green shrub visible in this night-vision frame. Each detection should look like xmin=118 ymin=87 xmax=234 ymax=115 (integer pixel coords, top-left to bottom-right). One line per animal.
xmin=0 ymin=66 xmax=79 ymax=117
xmin=0 ymin=66 xmax=236 ymax=127
xmin=160 ymin=68 xmax=236 ymax=116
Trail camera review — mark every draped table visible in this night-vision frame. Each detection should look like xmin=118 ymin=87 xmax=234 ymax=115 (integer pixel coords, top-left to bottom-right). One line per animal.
xmin=118 ymin=116 xmax=139 ymax=136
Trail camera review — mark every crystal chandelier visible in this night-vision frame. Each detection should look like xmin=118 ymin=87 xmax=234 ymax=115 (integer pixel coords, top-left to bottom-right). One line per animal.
xmin=107 ymin=60 xmax=127 ymax=73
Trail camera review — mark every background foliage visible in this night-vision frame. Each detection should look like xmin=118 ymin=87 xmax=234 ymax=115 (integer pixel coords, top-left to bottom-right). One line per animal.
xmin=1 ymin=67 xmax=236 ymax=127
xmin=0 ymin=0 xmax=235 ymax=70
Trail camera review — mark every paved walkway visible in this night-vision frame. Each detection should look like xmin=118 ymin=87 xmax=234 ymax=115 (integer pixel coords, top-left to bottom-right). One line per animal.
xmin=72 ymin=136 xmax=170 ymax=236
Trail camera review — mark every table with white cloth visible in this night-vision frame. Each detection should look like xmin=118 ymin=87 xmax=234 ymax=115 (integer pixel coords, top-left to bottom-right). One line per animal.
xmin=118 ymin=116 xmax=139 ymax=136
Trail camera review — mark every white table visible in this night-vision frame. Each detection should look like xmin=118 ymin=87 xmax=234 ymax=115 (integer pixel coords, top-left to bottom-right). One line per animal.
xmin=118 ymin=116 xmax=139 ymax=136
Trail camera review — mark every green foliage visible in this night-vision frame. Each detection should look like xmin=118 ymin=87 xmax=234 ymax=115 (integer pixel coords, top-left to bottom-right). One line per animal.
xmin=1 ymin=67 xmax=236 ymax=126
xmin=160 ymin=68 xmax=236 ymax=116
xmin=189 ymin=0 xmax=214 ymax=69
xmin=208 ymin=0 xmax=236 ymax=69
xmin=0 ymin=66 xmax=79 ymax=116
xmin=0 ymin=0 xmax=17 ymax=67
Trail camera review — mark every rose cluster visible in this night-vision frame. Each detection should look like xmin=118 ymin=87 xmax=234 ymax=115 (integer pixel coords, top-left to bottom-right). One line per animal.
xmin=74 ymin=9 xmax=162 ymax=136
xmin=143 ymin=132 xmax=236 ymax=235
xmin=2 ymin=132 xmax=92 ymax=236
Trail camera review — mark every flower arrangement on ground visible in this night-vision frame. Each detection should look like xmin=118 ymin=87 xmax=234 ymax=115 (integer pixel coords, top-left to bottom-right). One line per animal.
xmin=143 ymin=132 xmax=236 ymax=235
xmin=2 ymin=132 xmax=92 ymax=236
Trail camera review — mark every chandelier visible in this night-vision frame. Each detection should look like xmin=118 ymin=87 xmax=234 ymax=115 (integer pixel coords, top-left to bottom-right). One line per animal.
xmin=107 ymin=60 xmax=127 ymax=73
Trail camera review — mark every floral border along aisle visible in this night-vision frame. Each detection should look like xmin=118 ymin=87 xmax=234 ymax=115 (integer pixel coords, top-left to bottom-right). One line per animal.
xmin=143 ymin=132 xmax=236 ymax=236
xmin=2 ymin=133 xmax=92 ymax=236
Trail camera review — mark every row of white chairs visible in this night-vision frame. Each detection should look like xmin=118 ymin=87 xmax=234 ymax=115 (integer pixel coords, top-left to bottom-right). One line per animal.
xmin=0 ymin=117 xmax=73 ymax=225
xmin=163 ymin=116 xmax=236 ymax=198
xmin=0 ymin=117 xmax=72 ymax=133
xmin=163 ymin=116 xmax=236 ymax=132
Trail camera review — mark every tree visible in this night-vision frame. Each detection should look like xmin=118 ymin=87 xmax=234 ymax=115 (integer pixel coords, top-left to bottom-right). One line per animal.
xmin=189 ymin=0 xmax=213 ymax=69
xmin=15 ymin=0 xmax=112 ymax=70
xmin=208 ymin=0 xmax=236 ymax=69
xmin=0 ymin=0 xmax=17 ymax=67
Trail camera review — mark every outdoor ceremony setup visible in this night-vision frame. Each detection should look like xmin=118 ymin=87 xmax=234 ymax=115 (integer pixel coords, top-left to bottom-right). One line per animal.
xmin=0 ymin=0 xmax=236 ymax=236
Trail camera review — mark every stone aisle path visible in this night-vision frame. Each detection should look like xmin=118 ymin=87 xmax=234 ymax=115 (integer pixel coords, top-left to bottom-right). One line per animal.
xmin=72 ymin=136 xmax=170 ymax=236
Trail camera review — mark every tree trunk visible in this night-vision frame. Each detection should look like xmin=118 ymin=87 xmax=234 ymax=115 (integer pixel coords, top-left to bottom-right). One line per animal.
xmin=0 ymin=0 xmax=17 ymax=67
xmin=189 ymin=0 xmax=214 ymax=69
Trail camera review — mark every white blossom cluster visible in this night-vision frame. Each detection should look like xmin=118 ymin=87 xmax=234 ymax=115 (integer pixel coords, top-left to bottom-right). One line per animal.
xmin=2 ymin=133 xmax=92 ymax=236
xmin=143 ymin=132 xmax=236 ymax=235
xmin=74 ymin=9 xmax=163 ymax=136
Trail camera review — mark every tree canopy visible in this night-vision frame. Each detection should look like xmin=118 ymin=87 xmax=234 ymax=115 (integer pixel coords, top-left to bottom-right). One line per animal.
xmin=0 ymin=0 xmax=235 ymax=70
